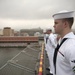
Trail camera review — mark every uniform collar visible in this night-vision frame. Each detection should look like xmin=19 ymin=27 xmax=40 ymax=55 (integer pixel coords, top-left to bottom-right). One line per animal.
xmin=58 ymin=32 xmax=75 ymax=45
xmin=62 ymin=32 xmax=75 ymax=39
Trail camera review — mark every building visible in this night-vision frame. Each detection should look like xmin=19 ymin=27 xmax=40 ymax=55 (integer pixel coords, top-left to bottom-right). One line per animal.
xmin=3 ymin=27 xmax=14 ymax=36
xmin=34 ymin=32 xmax=41 ymax=36
xmin=0 ymin=29 xmax=3 ymax=36
xmin=20 ymin=28 xmax=43 ymax=36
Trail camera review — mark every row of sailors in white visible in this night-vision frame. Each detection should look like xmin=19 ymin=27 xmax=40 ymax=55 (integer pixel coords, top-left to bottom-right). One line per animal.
xmin=53 ymin=10 xmax=75 ymax=75
xmin=44 ymin=10 xmax=75 ymax=75
xmin=44 ymin=29 xmax=58 ymax=75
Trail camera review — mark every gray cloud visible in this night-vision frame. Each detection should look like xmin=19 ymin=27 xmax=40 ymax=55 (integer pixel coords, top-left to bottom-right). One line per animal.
xmin=0 ymin=0 xmax=75 ymax=20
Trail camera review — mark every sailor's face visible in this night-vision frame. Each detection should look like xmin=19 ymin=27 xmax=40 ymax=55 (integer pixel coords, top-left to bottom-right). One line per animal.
xmin=53 ymin=19 xmax=64 ymax=34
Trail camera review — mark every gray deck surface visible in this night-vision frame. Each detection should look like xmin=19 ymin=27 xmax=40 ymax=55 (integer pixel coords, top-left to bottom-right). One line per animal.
xmin=0 ymin=44 xmax=41 ymax=75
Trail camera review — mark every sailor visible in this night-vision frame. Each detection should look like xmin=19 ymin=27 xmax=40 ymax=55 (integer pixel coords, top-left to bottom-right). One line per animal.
xmin=43 ymin=29 xmax=49 ymax=49
xmin=53 ymin=10 xmax=75 ymax=75
xmin=43 ymin=29 xmax=50 ymax=59
xmin=46 ymin=29 xmax=57 ymax=75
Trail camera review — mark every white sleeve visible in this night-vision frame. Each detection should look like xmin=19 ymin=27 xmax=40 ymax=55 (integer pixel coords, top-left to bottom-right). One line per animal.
xmin=65 ymin=46 xmax=75 ymax=73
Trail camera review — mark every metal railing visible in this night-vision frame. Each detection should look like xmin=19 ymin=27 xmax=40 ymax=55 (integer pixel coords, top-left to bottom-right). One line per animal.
xmin=38 ymin=43 xmax=44 ymax=75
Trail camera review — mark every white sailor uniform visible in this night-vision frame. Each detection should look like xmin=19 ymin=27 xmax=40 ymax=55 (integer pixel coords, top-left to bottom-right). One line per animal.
xmin=46 ymin=33 xmax=57 ymax=74
xmin=55 ymin=32 xmax=75 ymax=75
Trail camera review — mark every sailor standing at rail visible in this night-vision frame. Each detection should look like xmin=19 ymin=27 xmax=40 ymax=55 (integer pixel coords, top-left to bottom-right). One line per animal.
xmin=53 ymin=10 xmax=75 ymax=75
xmin=46 ymin=29 xmax=57 ymax=75
xmin=44 ymin=30 xmax=49 ymax=51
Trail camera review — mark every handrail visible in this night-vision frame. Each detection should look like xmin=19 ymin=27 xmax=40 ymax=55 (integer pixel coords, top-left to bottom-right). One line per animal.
xmin=38 ymin=43 xmax=44 ymax=75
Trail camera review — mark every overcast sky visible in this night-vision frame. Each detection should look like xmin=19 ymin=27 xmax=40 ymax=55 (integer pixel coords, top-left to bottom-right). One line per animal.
xmin=0 ymin=0 xmax=75 ymax=31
